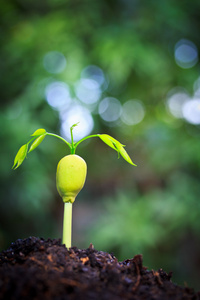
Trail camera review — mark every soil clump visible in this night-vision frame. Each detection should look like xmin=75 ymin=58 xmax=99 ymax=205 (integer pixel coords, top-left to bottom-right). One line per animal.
xmin=0 ymin=237 xmax=199 ymax=300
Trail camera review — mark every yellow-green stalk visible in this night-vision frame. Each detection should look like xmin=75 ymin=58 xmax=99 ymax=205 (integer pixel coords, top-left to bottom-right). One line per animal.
xmin=56 ymin=154 xmax=87 ymax=247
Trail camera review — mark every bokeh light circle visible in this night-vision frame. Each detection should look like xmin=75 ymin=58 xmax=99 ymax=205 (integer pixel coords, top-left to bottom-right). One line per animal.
xmin=81 ymin=65 xmax=105 ymax=86
xmin=174 ymin=39 xmax=198 ymax=69
xmin=98 ymin=97 xmax=122 ymax=122
xmin=45 ymin=81 xmax=71 ymax=110
xmin=75 ymin=78 xmax=101 ymax=105
xmin=182 ymin=99 xmax=200 ymax=125
xmin=121 ymin=100 xmax=145 ymax=125
xmin=60 ymin=105 xmax=94 ymax=141
xmin=193 ymin=77 xmax=200 ymax=97
xmin=166 ymin=88 xmax=190 ymax=118
xmin=43 ymin=51 xmax=67 ymax=74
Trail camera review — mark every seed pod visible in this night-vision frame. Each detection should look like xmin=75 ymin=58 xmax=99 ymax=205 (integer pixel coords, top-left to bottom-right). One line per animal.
xmin=56 ymin=154 xmax=87 ymax=203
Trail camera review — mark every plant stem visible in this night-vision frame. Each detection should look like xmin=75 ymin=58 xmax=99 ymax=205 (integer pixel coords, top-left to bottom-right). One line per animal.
xmin=70 ymin=126 xmax=75 ymax=154
xmin=28 ymin=136 xmax=39 ymax=145
xmin=62 ymin=202 xmax=72 ymax=248
xmin=74 ymin=134 xmax=99 ymax=152
xmin=46 ymin=133 xmax=72 ymax=149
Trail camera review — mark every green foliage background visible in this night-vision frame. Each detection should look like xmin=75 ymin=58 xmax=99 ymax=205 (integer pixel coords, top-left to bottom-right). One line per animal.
xmin=1 ymin=0 xmax=200 ymax=290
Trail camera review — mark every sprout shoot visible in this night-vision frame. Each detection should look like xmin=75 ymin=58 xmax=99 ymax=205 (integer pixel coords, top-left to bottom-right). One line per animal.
xmin=13 ymin=123 xmax=136 ymax=247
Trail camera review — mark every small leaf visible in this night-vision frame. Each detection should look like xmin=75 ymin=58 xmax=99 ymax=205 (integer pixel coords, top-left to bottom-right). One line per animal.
xmin=71 ymin=122 xmax=80 ymax=131
xmin=31 ymin=128 xmax=46 ymax=136
xmin=113 ymin=141 xmax=137 ymax=166
xmin=99 ymin=134 xmax=136 ymax=166
xmin=98 ymin=134 xmax=118 ymax=151
xmin=28 ymin=134 xmax=46 ymax=153
xmin=12 ymin=144 xmax=28 ymax=170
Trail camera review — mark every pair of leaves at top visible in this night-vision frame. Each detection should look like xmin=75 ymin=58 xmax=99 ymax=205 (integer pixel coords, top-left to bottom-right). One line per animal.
xmin=98 ymin=134 xmax=136 ymax=166
xmin=12 ymin=125 xmax=136 ymax=170
xmin=12 ymin=129 xmax=46 ymax=170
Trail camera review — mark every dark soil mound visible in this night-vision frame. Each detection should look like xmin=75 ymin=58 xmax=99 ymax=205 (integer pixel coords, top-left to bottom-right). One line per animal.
xmin=0 ymin=237 xmax=199 ymax=300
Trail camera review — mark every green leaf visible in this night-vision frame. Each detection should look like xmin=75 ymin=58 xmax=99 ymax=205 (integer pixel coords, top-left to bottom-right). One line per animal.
xmin=98 ymin=134 xmax=136 ymax=166
xmin=31 ymin=128 xmax=46 ymax=136
xmin=113 ymin=141 xmax=137 ymax=166
xmin=98 ymin=134 xmax=118 ymax=151
xmin=28 ymin=134 xmax=46 ymax=153
xmin=12 ymin=144 xmax=28 ymax=170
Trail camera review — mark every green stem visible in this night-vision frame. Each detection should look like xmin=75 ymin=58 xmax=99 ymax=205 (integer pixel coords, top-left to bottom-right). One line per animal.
xmin=62 ymin=202 xmax=72 ymax=248
xmin=70 ymin=126 xmax=75 ymax=154
xmin=27 ymin=136 xmax=38 ymax=145
xmin=46 ymin=133 xmax=72 ymax=150
xmin=74 ymin=134 xmax=99 ymax=152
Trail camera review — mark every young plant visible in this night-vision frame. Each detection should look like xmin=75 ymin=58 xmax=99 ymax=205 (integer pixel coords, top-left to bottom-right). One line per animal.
xmin=13 ymin=123 xmax=136 ymax=248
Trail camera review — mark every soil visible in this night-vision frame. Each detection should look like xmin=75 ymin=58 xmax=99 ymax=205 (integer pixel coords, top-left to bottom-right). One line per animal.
xmin=0 ymin=237 xmax=199 ymax=300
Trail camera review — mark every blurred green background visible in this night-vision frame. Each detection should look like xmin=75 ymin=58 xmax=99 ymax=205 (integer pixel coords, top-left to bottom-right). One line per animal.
xmin=1 ymin=0 xmax=200 ymax=291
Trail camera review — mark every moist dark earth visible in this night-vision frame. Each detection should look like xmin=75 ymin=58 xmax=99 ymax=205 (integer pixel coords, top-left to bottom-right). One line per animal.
xmin=0 ymin=237 xmax=199 ymax=300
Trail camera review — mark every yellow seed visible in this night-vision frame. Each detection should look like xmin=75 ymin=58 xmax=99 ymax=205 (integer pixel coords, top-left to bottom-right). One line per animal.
xmin=56 ymin=154 xmax=87 ymax=203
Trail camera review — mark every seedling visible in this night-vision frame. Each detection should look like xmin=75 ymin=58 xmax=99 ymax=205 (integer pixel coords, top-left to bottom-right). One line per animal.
xmin=13 ymin=123 xmax=136 ymax=248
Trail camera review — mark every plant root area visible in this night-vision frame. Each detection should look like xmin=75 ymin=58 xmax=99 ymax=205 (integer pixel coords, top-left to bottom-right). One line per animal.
xmin=0 ymin=237 xmax=199 ymax=300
